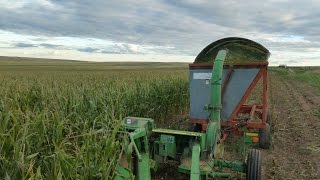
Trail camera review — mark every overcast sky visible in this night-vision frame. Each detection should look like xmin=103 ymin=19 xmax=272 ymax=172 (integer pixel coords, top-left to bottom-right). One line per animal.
xmin=0 ymin=0 xmax=320 ymax=65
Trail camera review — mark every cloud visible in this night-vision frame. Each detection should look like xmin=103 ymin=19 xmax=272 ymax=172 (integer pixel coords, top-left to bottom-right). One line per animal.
xmin=0 ymin=0 xmax=61 ymax=10
xmin=0 ymin=0 xmax=319 ymax=65
xmin=101 ymin=50 xmax=123 ymax=54
xmin=15 ymin=43 xmax=36 ymax=48
xmin=78 ymin=47 xmax=99 ymax=53
xmin=40 ymin=43 xmax=62 ymax=48
xmin=0 ymin=30 xmax=179 ymax=55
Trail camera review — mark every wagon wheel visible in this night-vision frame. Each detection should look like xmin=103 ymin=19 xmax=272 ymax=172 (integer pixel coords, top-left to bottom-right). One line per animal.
xmin=259 ymin=123 xmax=271 ymax=149
xmin=266 ymin=111 xmax=271 ymax=124
xmin=246 ymin=149 xmax=261 ymax=180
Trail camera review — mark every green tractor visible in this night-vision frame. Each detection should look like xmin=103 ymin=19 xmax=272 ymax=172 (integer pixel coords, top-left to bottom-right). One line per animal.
xmin=114 ymin=37 xmax=271 ymax=180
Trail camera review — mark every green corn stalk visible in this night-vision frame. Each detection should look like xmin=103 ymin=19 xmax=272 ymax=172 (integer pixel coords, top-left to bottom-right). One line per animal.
xmin=0 ymin=67 xmax=189 ymax=179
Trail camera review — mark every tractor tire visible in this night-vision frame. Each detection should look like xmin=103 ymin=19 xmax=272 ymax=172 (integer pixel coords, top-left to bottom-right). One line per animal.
xmin=246 ymin=149 xmax=261 ymax=180
xmin=259 ymin=123 xmax=271 ymax=149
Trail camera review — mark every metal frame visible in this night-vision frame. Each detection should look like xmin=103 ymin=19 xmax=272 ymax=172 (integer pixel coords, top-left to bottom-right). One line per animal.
xmin=189 ymin=62 xmax=268 ymax=132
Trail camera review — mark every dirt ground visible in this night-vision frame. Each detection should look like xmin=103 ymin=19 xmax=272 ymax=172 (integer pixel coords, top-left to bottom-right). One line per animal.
xmin=262 ymin=72 xmax=320 ymax=180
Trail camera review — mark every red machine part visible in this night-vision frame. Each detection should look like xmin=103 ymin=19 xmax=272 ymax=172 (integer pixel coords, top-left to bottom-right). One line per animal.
xmin=190 ymin=62 xmax=268 ymax=132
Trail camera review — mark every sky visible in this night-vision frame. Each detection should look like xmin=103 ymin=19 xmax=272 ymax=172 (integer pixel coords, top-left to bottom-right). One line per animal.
xmin=0 ymin=0 xmax=320 ymax=66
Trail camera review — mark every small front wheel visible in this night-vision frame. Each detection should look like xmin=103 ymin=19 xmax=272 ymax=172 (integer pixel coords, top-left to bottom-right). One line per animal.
xmin=246 ymin=149 xmax=261 ymax=180
xmin=259 ymin=123 xmax=271 ymax=149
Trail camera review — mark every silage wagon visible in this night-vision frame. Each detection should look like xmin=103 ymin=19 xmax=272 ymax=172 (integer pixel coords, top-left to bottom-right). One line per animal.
xmin=114 ymin=37 xmax=271 ymax=180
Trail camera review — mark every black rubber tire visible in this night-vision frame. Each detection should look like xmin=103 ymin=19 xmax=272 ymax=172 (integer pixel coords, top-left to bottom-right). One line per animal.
xmin=259 ymin=123 xmax=271 ymax=149
xmin=189 ymin=123 xmax=201 ymax=132
xmin=246 ymin=149 xmax=262 ymax=180
xmin=266 ymin=111 xmax=271 ymax=124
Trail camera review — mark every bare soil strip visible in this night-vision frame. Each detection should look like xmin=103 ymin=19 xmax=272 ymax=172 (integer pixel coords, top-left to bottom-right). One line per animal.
xmin=262 ymin=73 xmax=320 ymax=180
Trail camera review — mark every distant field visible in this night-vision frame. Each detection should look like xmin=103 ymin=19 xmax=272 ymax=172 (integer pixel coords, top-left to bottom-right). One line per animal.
xmin=270 ymin=67 xmax=320 ymax=94
xmin=0 ymin=56 xmax=188 ymax=71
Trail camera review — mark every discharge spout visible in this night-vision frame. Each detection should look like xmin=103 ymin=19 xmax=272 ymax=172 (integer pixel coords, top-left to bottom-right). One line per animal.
xmin=206 ymin=49 xmax=227 ymax=153
xmin=210 ymin=49 xmax=227 ymax=122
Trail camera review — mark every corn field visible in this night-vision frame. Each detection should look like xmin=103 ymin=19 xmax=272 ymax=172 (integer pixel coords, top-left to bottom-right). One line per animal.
xmin=0 ymin=65 xmax=189 ymax=179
